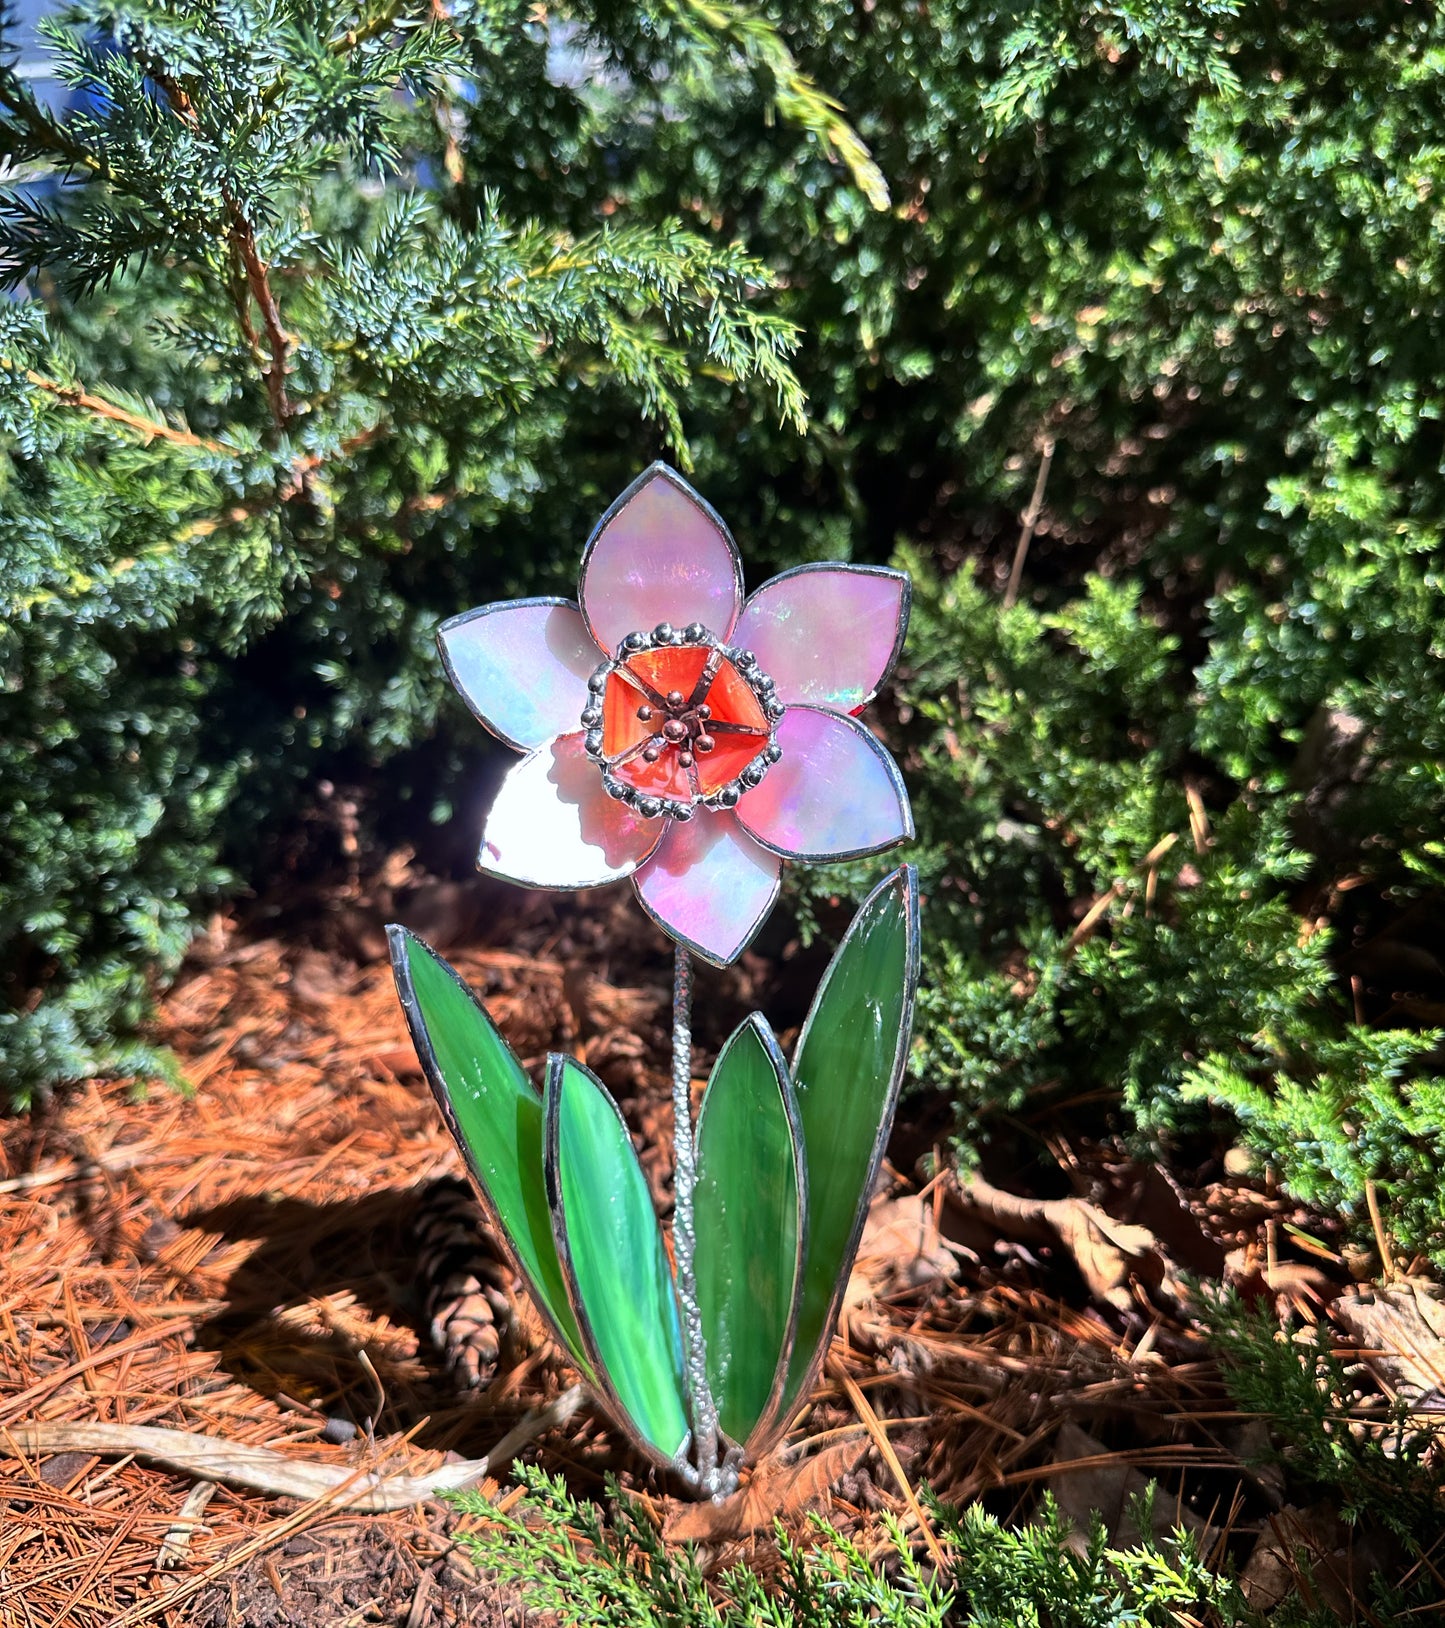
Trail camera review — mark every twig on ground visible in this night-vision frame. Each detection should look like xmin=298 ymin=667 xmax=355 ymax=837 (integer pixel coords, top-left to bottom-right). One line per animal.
xmin=0 ymin=1148 xmax=190 ymax=1196
xmin=155 ymin=1480 xmax=217 ymax=1569
xmin=3 ymin=1384 xmax=586 ymax=1513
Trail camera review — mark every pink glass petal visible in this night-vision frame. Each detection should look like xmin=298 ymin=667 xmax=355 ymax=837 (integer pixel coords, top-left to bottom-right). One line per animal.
xmin=633 ymin=813 xmax=781 ymax=966
xmin=480 ymin=732 xmax=664 ymax=888
xmin=734 ymin=565 xmax=909 ymax=712
xmin=579 ymin=465 xmax=744 ymax=656
xmin=439 ymin=599 xmax=603 ymax=751
xmin=735 ymin=705 xmax=913 ymax=861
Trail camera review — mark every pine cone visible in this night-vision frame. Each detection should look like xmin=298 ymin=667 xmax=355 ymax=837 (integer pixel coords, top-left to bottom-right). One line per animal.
xmin=411 ymin=1176 xmax=513 ymax=1391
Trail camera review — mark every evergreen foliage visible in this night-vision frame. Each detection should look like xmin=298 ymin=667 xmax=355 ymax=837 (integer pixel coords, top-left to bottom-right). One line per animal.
xmin=452 ymin=1465 xmax=1242 ymax=1627
xmin=890 ymin=557 xmax=1445 ymax=1268
xmin=1210 ymin=1296 xmax=1443 ymax=1546
xmin=0 ymin=0 xmax=837 ymax=1103
xmin=1206 ymin=1295 xmax=1445 ymax=1619
xmin=3 ymin=0 xmax=1444 ymax=1283
xmin=620 ymin=0 xmax=1445 ymax=1263
xmin=449 ymin=1309 xmax=1445 ymax=1625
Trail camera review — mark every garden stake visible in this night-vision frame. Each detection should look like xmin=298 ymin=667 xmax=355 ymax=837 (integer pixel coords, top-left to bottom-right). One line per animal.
xmin=389 ymin=465 xmax=921 ymax=1497
xmin=669 ymin=944 xmax=727 ymax=1497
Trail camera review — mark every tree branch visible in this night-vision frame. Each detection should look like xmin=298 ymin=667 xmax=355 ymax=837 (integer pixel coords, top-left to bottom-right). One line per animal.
xmin=144 ymin=66 xmax=295 ymax=431
xmin=333 ymin=0 xmax=412 ymax=53
xmin=226 ymin=201 xmax=294 ymax=429
xmin=5 ymin=359 xmax=221 ymax=450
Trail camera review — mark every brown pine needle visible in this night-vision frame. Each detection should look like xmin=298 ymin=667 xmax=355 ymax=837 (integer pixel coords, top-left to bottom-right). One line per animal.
xmin=830 ymin=1360 xmax=949 ymax=1574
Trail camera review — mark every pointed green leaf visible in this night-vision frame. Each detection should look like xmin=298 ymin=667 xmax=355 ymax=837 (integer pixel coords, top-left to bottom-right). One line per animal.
xmin=544 ymin=1055 xmax=690 ymax=1466
xmin=775 ymin=865 xmax=919 ymax=1430
xmin=694 ymin=1013 xmax=806 ymax=1451
xmin=387 ymin=926 xmax=591 ymax=1377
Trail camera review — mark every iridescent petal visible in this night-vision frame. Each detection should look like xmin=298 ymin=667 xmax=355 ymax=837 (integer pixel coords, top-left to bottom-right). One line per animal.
xmin=634 ymin=812 xmax=781 ymax=966
xmin=481 ymin=732 xmax=664 ymax=888
xmin=579 ymin=465 xmax=744 ymax=656
xmin=734 ymin=565 xmax=910 ymax=713
xmin=439 ymin=599 xmax=603 ymax=751
xmin=735 ymin=706 xmax=912 ymax=861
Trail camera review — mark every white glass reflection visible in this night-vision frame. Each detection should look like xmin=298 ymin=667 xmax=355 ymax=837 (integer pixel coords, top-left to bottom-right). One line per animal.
xmin=481 ymin=733 xmax=663 ymax=887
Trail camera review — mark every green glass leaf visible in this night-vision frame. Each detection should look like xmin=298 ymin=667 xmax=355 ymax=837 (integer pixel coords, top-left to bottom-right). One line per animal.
xmin=773 ymin=864 xmax=919 ymax=1434
xmin=386 ymin=926 xmax=591 ymax=1377
xmin=694 ymin=1013 xmax=806 ymax=1451
xmin=544 ymin=1054 xmax=690 ymax=1466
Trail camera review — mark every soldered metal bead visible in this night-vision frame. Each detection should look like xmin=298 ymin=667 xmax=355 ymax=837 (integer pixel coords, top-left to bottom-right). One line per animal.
xmin=662 ymin=718 xmax=688 ymax=743
xmin=697 ymin=703 xmax=711 ymax=719
xmin=588 ymin=668 xmax=608 ymax=693
xmin=666 ymin=689 xmax=685 ymax=708
xmin=736 ymin=649 xmax=756 ymax=670
xmin=636 ymin=703 xmax=654 ymax=722
xmin=622 ymin=630 xmax=647 ymax=651
xmin=678 ymin=751 xmax=694 ymax=768
xmin=642 ymin=744 xmax=662 ymax=763
xmin=584 ymin=729 xmax=604 ymax=754
xmin=694 ymin=733 xmax=715 ymax=754
xmin=717 ymin=784 xmax=740 ymax=807
xmin=653 ymin=622 xmax=675 ymax=644
xmin=603 ymin=775 xmax=626 ymax=799
xmin=671 ymin=801 xmax=694 ymax=821
xmin=581 ymin=706 xmax=602 ymax=728
xmin=638 ymin=796 xmax=662 ymax=819
xmin=765 ymin=742 xmax=783 ymax=763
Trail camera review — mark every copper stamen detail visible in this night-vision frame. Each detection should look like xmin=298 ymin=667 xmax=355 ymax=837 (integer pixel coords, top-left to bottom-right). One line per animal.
xmin=583 ymin=626 xmax=782 ymax=816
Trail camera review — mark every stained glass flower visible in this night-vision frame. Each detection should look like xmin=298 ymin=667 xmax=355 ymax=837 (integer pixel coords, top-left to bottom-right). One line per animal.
xmin=438 ymin=465 xmax=912 ymax=966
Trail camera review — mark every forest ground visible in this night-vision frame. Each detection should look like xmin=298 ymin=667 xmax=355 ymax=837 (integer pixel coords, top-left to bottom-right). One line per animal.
xmin=1 ymin=864 xmax=1437 ymax=1625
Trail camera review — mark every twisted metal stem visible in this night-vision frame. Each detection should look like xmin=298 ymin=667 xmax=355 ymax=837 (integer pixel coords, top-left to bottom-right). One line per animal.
xmin=670 ymin=944 xmax=723 ymax=1495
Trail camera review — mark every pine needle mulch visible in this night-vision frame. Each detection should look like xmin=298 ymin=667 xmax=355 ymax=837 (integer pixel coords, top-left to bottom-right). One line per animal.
xmin=0 ymin=886 xmax=1437 ymax=1624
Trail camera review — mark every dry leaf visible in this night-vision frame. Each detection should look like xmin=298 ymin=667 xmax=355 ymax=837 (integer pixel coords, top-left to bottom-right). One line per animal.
xmin=1047 ymin=1422 xmax=1209 ymax=1554
xmin=847 ymin=1193 xmax=961 ymax=1310
xmin=950 ymin=1174 xmax=1165 ymax=1311
xmin=1051 ymin=1204 xmax=1161 ymax=1311
xmin=1335 ymin=1281 xmax=1445 ymax=1408
xmin=664 ymin=1437 xmax=868 ymax=1543
xmin=1120 ymin=1162 xmax=1228 ymax=1279
xmin=1239 ymin=1504 xmax=1401 ymax=1617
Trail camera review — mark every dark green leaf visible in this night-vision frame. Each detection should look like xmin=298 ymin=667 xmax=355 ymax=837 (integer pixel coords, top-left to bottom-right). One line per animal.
xmin=386 ymin=926 xmax=591 ymax=1377
xmin=775 ymin=865 xmax=919 ymax=1429
xmin=693 ymin=1013 xmax=805 ymax=1450
xmin=544 ymin=1054 xmax=690 ymax=1466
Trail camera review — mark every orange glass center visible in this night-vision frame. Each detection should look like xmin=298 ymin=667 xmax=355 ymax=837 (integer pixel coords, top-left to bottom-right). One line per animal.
xmin=600 ymin=644 xmax=771 ymax=802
